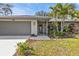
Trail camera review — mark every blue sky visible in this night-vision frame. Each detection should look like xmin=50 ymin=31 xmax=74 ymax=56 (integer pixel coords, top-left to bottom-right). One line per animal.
xmin=11 ymin=3 xmax=79 ymax=15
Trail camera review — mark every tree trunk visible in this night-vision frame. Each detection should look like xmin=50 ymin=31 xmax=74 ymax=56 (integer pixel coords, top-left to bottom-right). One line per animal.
xmin=61 ymin=21 xmax=63 ymax=32
xmin=57 ymin=24 xmax=59 ymax=32
xmin=61 ymin=18 xmax=64 ymax=32
xmin=55 ymin=14 xmax=59 ymax=32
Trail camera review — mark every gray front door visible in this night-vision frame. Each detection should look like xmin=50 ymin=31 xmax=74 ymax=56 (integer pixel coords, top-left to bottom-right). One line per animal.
xmin=0 ymin=21 xmax=31 ymax=35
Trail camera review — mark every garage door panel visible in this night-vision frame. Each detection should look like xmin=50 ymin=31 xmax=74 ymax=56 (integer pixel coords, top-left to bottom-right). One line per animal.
xmin=0 ymin=21 xmax=31 ymax=35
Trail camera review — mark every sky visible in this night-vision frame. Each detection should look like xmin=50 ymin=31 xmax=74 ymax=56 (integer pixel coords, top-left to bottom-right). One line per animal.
xmin=11 ymin=3 xmax=79 ymax=15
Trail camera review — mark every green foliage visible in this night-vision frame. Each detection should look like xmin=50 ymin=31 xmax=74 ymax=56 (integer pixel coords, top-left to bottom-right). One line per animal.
xmin=49 ymin=3 xmax=76 ymax=32
xmin=48 ymin=29 xmax=64 ymax=38
xmin=17 ymin=41 xmax=34 ymax=56
xmin=64 ymin=25 xmax=71 ymax=32
xmin=48 ymin=30 xmax=54 ymax=37
xmin=49 ymin=3 xmax=76 ymax=18
xmin=48 ymin=24 xmax=73 ymax=38
xmin=56 ymin=31 xmax=64 ymax=37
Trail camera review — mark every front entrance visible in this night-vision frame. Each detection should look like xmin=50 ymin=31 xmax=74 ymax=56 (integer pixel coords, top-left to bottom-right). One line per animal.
xmin=38 ymin=21 xmax=47 ymax=35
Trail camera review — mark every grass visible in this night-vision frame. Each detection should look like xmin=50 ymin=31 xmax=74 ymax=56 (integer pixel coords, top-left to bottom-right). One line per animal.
xmin=17 ymin=38 xmax=79 ymax=56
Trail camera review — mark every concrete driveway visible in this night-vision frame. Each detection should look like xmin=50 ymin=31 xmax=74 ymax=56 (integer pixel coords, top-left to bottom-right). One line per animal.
xmin=0 ymin=36 xmax=29 ymax=56
xmin=0 ymin=35 xmax=50 ymax=56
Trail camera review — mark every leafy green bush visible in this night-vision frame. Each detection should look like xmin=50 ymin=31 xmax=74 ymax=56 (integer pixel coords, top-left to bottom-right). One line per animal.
xmin=17 ymin=41 xmax=34 ymax=56
xmin=48 ymin=29 xmax=64 ymax=38
xmin=56 ymin=31 xmax=64 ymax=37
xmin=48 ymin=23 xmax=79 ymax=38
xmin=64 ymin=25 xmax=71 ymax=32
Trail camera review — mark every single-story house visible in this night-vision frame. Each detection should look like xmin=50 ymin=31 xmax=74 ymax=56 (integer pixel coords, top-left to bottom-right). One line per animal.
xmin=0 ymin=15 xmax=79 ymax=36
xmin=0 ymin=15 xmax=51 ymax=35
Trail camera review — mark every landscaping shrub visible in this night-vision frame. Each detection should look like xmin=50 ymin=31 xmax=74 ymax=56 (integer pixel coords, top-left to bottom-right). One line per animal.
xmin=48 ymin=23 xmax=79 ymax=38
xmin=16 ymin=41 xmax=35 ymax=56
xmin=48 ymin=29 xmax=65 ymax=38
xmin=48 ymin=30 xmax=55 ymax=37
xmin=56 ymin=31 xmax=64 ymax=37
xmin=64 ymin=25 xmax=71 ymax=32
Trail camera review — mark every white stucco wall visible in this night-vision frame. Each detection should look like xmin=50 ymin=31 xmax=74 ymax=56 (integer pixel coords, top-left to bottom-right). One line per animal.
xmin=31 ymin=20 xmax=37 ymax=35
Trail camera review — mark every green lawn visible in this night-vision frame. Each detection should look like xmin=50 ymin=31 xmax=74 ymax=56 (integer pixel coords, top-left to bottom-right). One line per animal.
xmin=17 ymin=38 xmax=79 ymax=56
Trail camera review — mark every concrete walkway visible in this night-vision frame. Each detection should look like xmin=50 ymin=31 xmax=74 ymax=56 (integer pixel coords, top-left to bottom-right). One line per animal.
xmin=30 ymin=35 xmax=50 ymax=40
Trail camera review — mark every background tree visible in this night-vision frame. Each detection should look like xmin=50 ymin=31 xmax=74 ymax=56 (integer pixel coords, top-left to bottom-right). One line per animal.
xmin=35 ymin=10 xmax=48 ymax=16
xmin=0 ymin=3 xmax=13 ymax=16
xmin=70 ymin=10 xmax=79 ymax=37
xmin=73 ymin=10 xmax=79 ymax=18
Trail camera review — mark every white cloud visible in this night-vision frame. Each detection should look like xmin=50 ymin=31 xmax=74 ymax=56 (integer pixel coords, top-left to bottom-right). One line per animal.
xmin=76 ymin=3 xmax=79 ymax=5
xmin=12 ymin=7 xmax=35 ymax=15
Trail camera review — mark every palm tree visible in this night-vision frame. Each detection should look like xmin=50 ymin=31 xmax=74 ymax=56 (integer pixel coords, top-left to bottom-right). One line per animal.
xmin=57 ymin=3 xmax=75 ymax=32
xmin=49 ymin=3 xmax=76 ymax=33
xmin=49 ymin=3 xmax=63 ymax=32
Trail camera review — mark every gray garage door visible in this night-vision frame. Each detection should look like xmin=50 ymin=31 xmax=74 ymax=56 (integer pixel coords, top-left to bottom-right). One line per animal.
xmin=0 ymin=21 xmax=31 ymax=35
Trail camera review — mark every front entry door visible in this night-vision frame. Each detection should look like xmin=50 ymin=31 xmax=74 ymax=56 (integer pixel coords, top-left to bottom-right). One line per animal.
xmin=38 ymin=22 xmax=46 ymax=35
xmin=38 ymin=24 xmax=43 ymax=34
